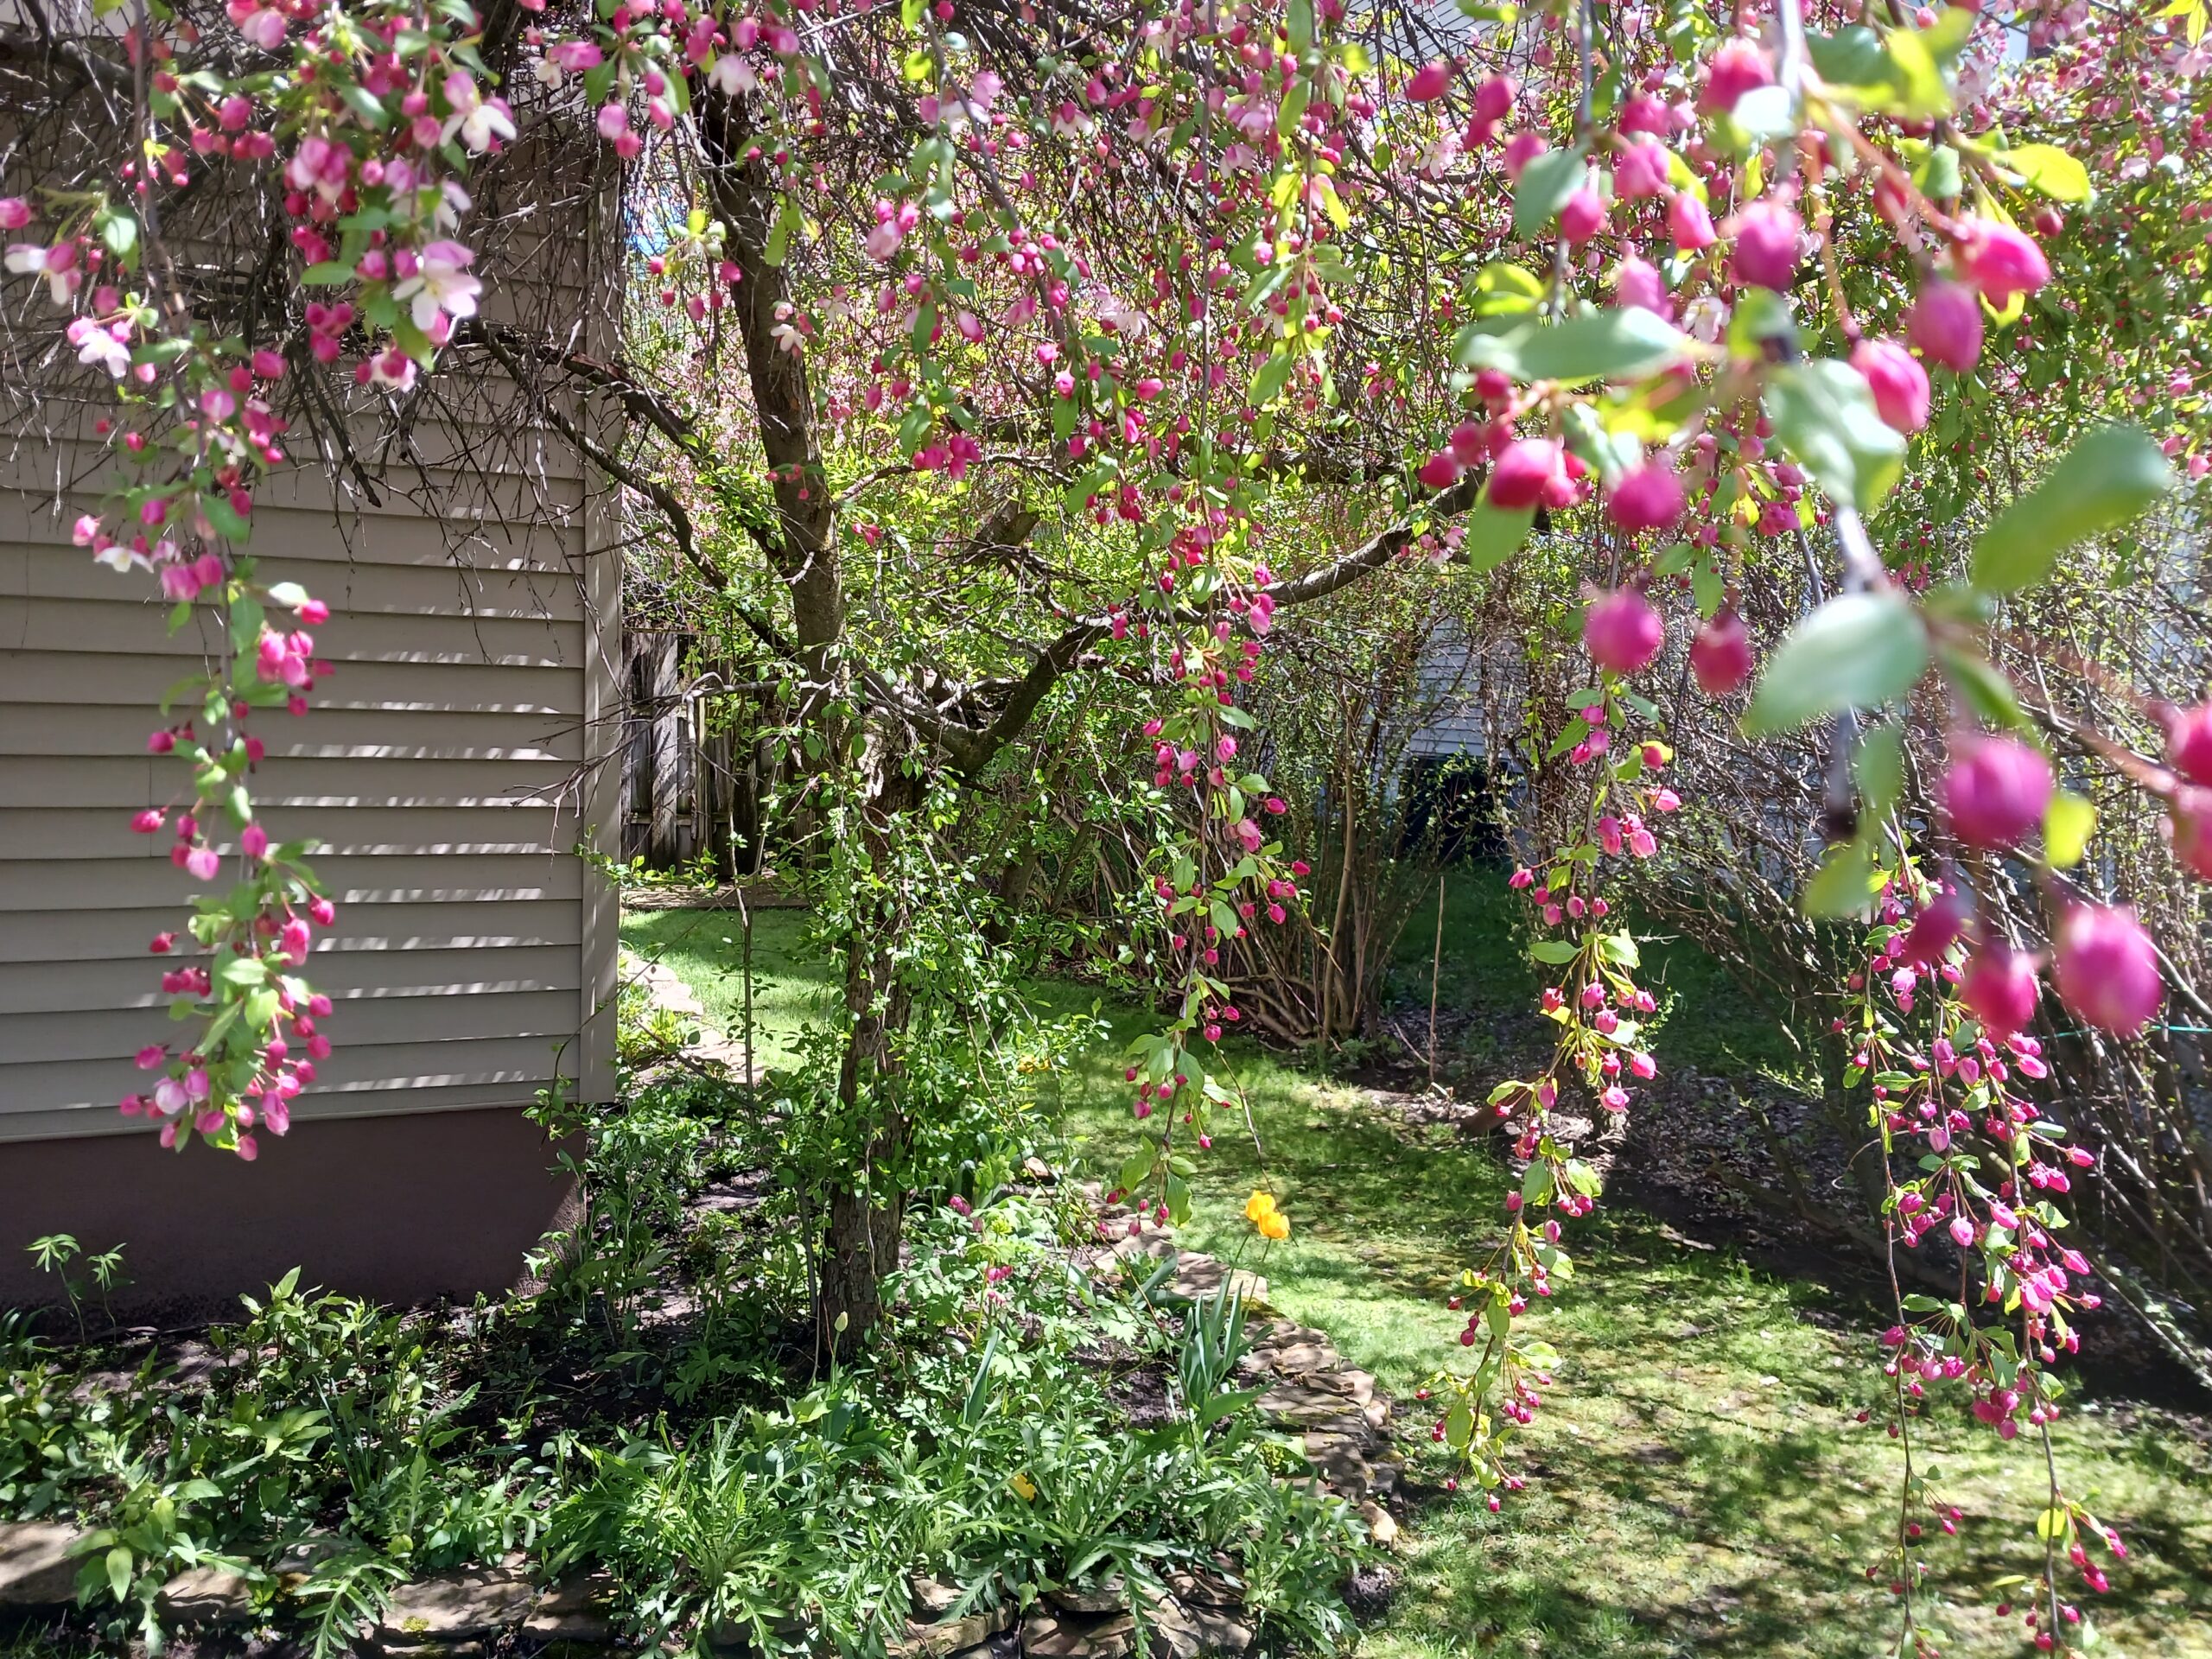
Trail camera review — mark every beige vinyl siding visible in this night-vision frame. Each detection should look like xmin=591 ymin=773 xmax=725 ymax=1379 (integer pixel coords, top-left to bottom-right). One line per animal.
xmin=0 ymin=391 xmax=619 ymax=1143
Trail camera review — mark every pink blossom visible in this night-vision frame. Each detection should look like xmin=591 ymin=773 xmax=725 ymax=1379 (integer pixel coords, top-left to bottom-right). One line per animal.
xmin=1728 ymin=200 xmax=1801 ymax=291
xmin=1606 ymin=463 xmax=1685 ymax=533
xmin=1699 ymin=38 xmax=1774 ymax=116
xmin=2164 ymin=702 xmax=2212 ymax=785
xmin=1961 ymin=943 xmax=2040 ymax=1039
xmin=1910 ymin=279 xmax=1983 ymax=372
xmin=1942 ymin=734 xmax=2052 ymax=851
xmin=1407 ymin=59 xmax=1453 ymax=102
xmin=1487 ymin=438 xmax=1560 ymax=509
xmin=1959 ymin=219 xmax=2051 ymax=306
xmin=2054 ymin=904 xmax=2162 ymax=1037
xmin=1852 ymin=338 xmax=1930 ymax=433
xmin=1667 ymin=192 xmax=1716 ymax=252
xmin=1583 ymin=588 xmax=1664 ymax=676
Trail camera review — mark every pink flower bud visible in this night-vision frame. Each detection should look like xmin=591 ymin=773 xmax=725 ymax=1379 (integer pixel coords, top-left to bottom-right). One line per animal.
xmin=1417 ymin=448 xmax=1463 ymax=490
xmin=1606 ymin=463 xmax=1685 ymax=534
xmin=1558 ymin=188 xmax=1605 ymax=245
xmin=1583 ymin=588 xmax=1664 ymax=677
xmin=1961 ymin=943 xmax=2039 ymax=1039
xmin=1852 ymin=338 xmax=1930 ymax=433
xmin=1487 ymin=437 xmax=1560 ymax=510
xmin=1502 ymin=130 xmax=1544 ymax=183
xmin=1909 ymin=279 xmax=1983 ymax=373
xmin=1942 ymin=735 xmax=2053 ymax=851
xmin=1958 ymin=218 xmax=2051 ymax=307
xmin=1406 ymin=59 xmax=1453 ymax=102
xmin=1613 ymin=255 xmax=1668 ymax=318
xmin=2164 ymin=702 xmax=2212 ymax=785
xmin=2169 ymin=788 xmax=2212 ymax=880
xmin=1698 ymin=38 xmax=1773 ymax=116
xmin=2054 ymin=904 xmax=2162 ymax=1037
xmin=1689 ymin=607 xmax=1752 ymax=696
xmin=1728 ymin=200 xmax=1801 ymax=291
xmin=1900 ymin=892 xmax=1966 ymax=968
xmin=1474 ymin=75 xmax=1515 ymax=124
xmin=1667 ymin=191 xmax=1716 ymax=252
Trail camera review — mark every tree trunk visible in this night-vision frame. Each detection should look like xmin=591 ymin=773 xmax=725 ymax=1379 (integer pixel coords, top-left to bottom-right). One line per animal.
xmin=814 ymin=763 xmax=922 ymax=1357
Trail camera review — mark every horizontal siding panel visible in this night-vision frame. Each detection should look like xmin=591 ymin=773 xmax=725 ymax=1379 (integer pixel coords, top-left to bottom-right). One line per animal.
xmin=0 ymin=900 xmax=583 ymax=964
xmin=3 ymin=1038 xmax=575 ymax=1126
xmin=0 ymin=756 xmax=581 ymax=810
xmin=1 ymin=449 xmax=587 ymax=519
xmin=0 ymin=547 xmax=586 ymax=623
xmin=0 ymin=804 xmax=573 ymax=861
xmin=0 ymin=652 xmax=584 ymax=715
xmin=0 ymin=854 xmax=585 ymax=910
xmin=3 ymin=596 xmax=584 ymax=668
xmin=0 ymin=705 xmax=583 ymax=764
xmin=0 ymin=988 xmax=582 ymax=1066
xmin=1 ymin=1079 xmax=575 ymax=1144
xmin=0 ymin=944 xmax=581 ymax=1015
xmin=0 ymin=502 xmax=582 ymax=575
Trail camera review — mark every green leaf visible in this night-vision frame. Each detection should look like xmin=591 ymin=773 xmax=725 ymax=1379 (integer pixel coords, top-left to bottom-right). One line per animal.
xmin=1467 ymin=261 xmax=1545 ymax=318
xmin=1529 ymin=939 xmax=1580 ymax=964
xmin=1741 ymin=594 xmax=1929 ymax=736
xmin=1937 ymin=645 xmax=2029 ymax=728
xmin=105 ymin=1546 xmax=133 ymax=1603
xmin=2004 ymin=142 xmax=2091 ymax=203
xmin=1804 ymin=841 xmax=1877 ymax=918
xmin=338 ymin=82 xmax=390 ymax=127
xmin=200 ymin=492 xmax=252 ymax=544
xmin=219 ymin=957 xmax=267 ymax=989
xmin=1854 ymin=723 xmax=1905 ymax=822
xmin=2044 ymin=790 xmax=2095 ymax=868
xmin=1916 ymin=143 xmax=1961 ymax=201
xmin=1458 ymin=308 xmax=1690 ymax=385
xmin=1461 ymin=503 xmax=1537 ymax=572
xmin=1511 ymin=146 xmax=1586 ymax=238
xmin=1970 ymin=425 xmax=2173 ymax=594
xmin=99 ymin=211 xmax=139 ymax=260
xmin=1247 ymin=353 xmax=1294 ymax=408
xmin=1764 ymin=359 xmax=1907 ymax=513
xmin=1806 ymin=25 xmax=1888 ymax=89
xmin=301 ymin=262 xmax=353 ymax=286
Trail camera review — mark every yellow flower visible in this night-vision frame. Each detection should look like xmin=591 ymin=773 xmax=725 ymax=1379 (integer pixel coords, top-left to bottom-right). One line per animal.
xmin=1010 ymin=1471 xmax=1038 ymax=1501
xmin=1258 ymin=1210 xmax=1290 ymax=1242
xmin=1244 ymin=1190 xmax=1279 ymax=1224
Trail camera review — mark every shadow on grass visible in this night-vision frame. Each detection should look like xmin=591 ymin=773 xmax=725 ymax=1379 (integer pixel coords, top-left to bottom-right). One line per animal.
xmin=637 ymin=912 xmax=2212 ymax=1659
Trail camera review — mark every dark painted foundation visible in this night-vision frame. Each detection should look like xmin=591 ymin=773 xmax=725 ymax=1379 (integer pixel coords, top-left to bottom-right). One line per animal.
xmin=0 ymin=1108 xmax=576 ymax=1321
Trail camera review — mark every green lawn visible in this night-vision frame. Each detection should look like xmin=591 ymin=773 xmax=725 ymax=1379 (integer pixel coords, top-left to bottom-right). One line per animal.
xmin=625 ymin=903 xmax=2212 ymax=1659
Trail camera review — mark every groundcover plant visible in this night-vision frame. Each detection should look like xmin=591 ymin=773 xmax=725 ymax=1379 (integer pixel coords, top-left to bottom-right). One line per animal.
xmin=7 ymin=1 xmax=2212 ymax=1652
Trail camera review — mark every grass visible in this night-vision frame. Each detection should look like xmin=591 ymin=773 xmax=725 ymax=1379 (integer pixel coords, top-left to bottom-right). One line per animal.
xmin=621 ymin=904 xmax=832 ymax=1073
xmin=626 ymin=896 xmax=2212 ymax=1659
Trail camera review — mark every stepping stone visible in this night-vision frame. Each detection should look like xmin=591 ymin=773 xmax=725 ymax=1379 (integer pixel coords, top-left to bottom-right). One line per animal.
xmin=524 ymin=1573 xmax=619 ymax=1643
xmin=1264 ymin=1341 xmax=1333 ymax=1374
xmin=891 ymin=1586 xmax=1015 ymax=1658
xmin=1256 ymin=1380 xmax=1370 ymax=1426
xmin=1047 ymin=1575 xmax=1128 ymax=1614
xmin=373 ymin=1562 xmax=537 ymax=1643
xmin=1162 ymin=1255 xmax=1267 ymax=1305
xmin=1023 ymin=1607 xmax=1137 ymax=1659
xmin=157 ymin=1563 xmax=254 ymax=1624
xmin=0 ymin=1521 xmax=84 ymax=1605
xmin=1162 ymin=1567 xmax=1243 ymax=1609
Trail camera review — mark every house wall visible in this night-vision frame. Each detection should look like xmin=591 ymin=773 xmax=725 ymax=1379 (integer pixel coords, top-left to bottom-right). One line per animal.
xmin=0 ymin=387 xmax=620 ymax=1317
